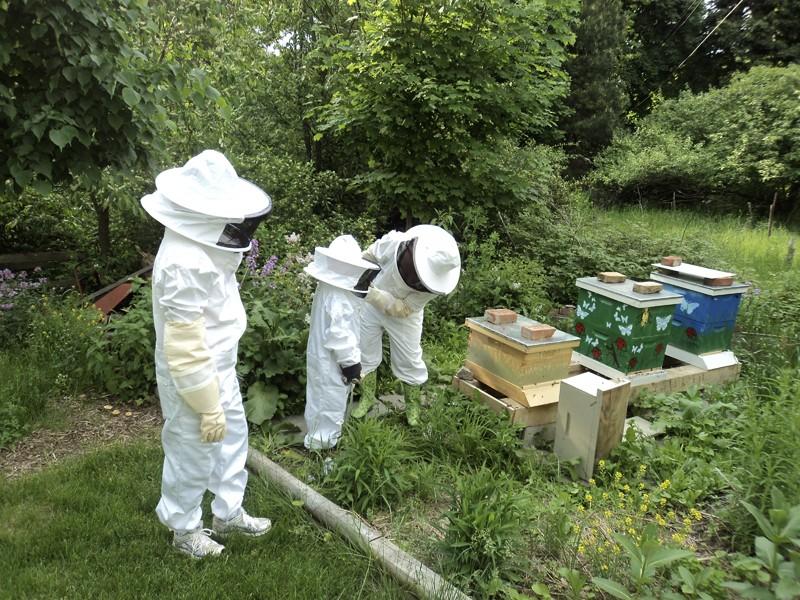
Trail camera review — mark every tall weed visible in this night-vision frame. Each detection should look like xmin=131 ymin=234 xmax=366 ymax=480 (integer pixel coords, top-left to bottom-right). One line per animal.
xmin=325 ymin=419 xmax=417 ymax=514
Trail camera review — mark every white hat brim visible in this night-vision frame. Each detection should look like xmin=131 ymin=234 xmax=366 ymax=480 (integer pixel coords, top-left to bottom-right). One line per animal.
xmin=406 ymin=225 xmax=461 ymax=294
xmin=304 ymin=262 xmax=364 ymax=293
xmin=315 ymin=246 xmax=379 ymax=271
xmin=155 ymin=169 xmax=271 ymax=220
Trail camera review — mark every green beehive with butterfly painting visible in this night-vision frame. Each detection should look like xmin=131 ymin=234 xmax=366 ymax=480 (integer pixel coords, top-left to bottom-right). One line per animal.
xmin=573 ymin=274 xmax=682 ymax=375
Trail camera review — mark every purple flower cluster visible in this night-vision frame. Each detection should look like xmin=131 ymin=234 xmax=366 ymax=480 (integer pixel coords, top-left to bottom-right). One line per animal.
xmin=261 ymin=255 xmax=279 ymax=277
xmin=0 ymin=267 xmax=48 ymax=311
xmin=246 ymin=239 xmax=261 ymax=272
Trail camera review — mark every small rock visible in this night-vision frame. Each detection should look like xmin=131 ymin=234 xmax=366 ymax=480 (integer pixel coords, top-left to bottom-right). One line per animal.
xmin=111 ymin=409 xmax=120 ymax=416
xmin=125 ymin=411 xmax=133 ymax=417
xmin=103 ymin=405 xmax=113 ymax=410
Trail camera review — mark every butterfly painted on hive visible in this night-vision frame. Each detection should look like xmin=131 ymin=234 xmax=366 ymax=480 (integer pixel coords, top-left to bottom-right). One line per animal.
xmin=618 ymin=324 xmax=632 ymax=336
xmin=656 ymin=315 xmax=672 ymax=331
xmin=680 ymin=299 xmax=699 ymax=315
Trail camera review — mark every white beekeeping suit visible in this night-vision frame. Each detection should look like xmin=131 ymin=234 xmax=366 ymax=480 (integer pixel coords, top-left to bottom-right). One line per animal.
xmin=141 ymin=150 xmax=273 ymax=559
xmin=303 ymin=235 xmax=380 ymax=450
xmin=353 ymin=225 xmax=460 ymax=426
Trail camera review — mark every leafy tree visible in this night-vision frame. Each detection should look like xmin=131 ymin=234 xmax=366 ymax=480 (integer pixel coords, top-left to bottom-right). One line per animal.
xmin=706 ymin=0 xmax=800 ymax=79
xmin=561 ymin=0 xmax=628 ymax=172
xmin=591 ymin=65 xmax=800 ymax=215
xmin=0 ymin=0 xmax=218 ymax=255
xmin=318 ymin=0 xmax=578 ymax=225
xmin=621 ymin=0 xmax=710 ymax=114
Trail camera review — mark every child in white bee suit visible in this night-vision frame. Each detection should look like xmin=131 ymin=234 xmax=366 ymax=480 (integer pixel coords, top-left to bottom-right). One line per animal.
xmin=303 ymin=235 xmax=380 ymax=450
xmin=141 ymin=150 xmax=273 ymax=559
xmin=352 ymin=225 xmax=460 ymax=426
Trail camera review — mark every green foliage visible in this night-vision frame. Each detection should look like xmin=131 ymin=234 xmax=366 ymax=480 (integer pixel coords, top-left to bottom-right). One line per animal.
xmin=0 ymin=293 xmax=101 ymax=448
xmin=725 ymin=369 xmax=800 ymax=550
xmin=561 ymin=0 xmax=628 ymax=162
xmin=592 ymin=524 xmax=694 ymax=599
xmin=319 ymin=0 xmax=578 ymax=222
xmin=440 ymin=467 xmax=525 ymax=594
xmin=415 ymin=389 xmax=523 ymax=472
xmin=325 ymin=419 xmax=417 ymax=514
xmin=592 ymin=65 xmax=800 ymax=212
xmin=507 ymin=202 xmax=722 ymax=304
xmin=723 ymin=488 xmax=800 ymax=600
xmin=86 ymin=280 xmax=156 ymax=405
xmin=0 ymin=0 xmax=208 ymax=191
xmin=0 ymin=268 xmax=50 ymax=348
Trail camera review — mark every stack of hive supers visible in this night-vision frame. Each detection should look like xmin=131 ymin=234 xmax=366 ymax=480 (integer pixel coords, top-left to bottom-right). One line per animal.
xmin=572 ymin=272 xmax=682 ymax=375
xmin=649 ymin=257 xmax=750 ymax=357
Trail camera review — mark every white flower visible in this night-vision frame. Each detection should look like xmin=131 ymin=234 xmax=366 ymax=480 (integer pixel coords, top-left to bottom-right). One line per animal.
xmin=511 ymin=282 xmax=520 ymax=290
xmin=304 ymin=313 xmax=311 ymax=325
xmin=285 ymin=232 xmax=301 ymax=245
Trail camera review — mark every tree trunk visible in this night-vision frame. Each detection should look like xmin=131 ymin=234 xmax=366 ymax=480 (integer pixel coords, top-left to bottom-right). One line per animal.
xmin=93 ymin=197 xmax=111 ymax=257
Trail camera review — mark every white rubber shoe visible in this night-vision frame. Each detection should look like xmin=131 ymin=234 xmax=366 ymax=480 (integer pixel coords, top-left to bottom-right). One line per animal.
xmin=173 ymin=528 xmax=225 ymax=559
xmin=212 ymin=510 xmax=272 ymax=538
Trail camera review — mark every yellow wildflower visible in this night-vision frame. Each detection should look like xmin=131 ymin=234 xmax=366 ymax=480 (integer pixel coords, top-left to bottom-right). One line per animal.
xmin=589 ymin=478 xmax=596 ymax=487
xmin=614 ymin=471 xmax=622 ymax=481
xmin=659 ymin=480 xmax=671 ymax=490
xmin=585 ymin=493 xmax=593 ymax=503
xmin=598 ymin=459 xmax=606 ymax=470
xmin=690 ymin=508 xmax=702 ymax=521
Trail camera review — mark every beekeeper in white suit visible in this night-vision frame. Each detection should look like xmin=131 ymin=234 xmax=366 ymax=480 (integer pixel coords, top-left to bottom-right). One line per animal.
xmin=352 ymin=225 xmax=460 ymax=426
xmin=141 ymin=150 xmax=273 ymax=559
xmin=303 ymin=235 xmax=380 ymax=450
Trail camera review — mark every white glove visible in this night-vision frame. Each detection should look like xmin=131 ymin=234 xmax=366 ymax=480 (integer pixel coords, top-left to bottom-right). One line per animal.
xmin=366 ymin=286 xmax=414 ymax=318
xmin=180 ymin=377 xmax=226 ymax=443
xmin=198 ymin=406 xmax=226 ymax=443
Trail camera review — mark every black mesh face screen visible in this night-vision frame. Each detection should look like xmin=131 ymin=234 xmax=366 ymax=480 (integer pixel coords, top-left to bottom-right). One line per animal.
xmin=216 ymin=207 xmax=271 ymax=249
xmin=353 ymin=267 xmax=380 ymax=297
xmin=397 ymin=238 xmax=429 ymax=292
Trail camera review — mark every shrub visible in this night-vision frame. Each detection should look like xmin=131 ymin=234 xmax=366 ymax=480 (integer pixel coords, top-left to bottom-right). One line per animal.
xmin=0 ymin=293 xmax=102 ymax=448
xmin=325 ymin=418 xmax=417 ymax=514
xmin=440 ymin=467 xmax=525 ymax=594
xmin=87 ymin=280 xmax=156 ymax=405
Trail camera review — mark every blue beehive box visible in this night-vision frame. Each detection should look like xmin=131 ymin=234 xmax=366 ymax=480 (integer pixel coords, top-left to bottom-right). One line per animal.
xmin=650 ymin=262 xmax=749 ymax=369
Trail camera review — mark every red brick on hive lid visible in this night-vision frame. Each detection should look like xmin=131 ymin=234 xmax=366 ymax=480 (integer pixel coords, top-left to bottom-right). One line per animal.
xmin=485 ymin=308 xmax=518 ymax=324
xmin=703 ymin=276 xmax=734 ymax=287
xmin=632 ymin=281 xmax=663 ymax=294
xmin=661 ymin=256 xmax=683 ymax=267
xmin=597 ymin=272 xmax=626 ymax=283
xmin=521 ymin=323 xmax=556 ymax=340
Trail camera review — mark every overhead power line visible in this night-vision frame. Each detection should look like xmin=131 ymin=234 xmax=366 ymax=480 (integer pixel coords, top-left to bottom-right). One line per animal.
xmin=676 ymin=0 xmax=745 ymax=70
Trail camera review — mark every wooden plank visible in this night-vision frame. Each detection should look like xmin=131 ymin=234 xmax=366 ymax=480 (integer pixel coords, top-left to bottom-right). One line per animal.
xmin=452 ymin=376 xmax=557 ymax=428
xmin=0 ymin=251 xmax=72 ymax=269
xmin=595 ymin=381 xmax=632 ymax=460
xmin=629 ymin=361 xmax=740 ymax=396
xmin=465 ymin=360 xmax=561 ymax=408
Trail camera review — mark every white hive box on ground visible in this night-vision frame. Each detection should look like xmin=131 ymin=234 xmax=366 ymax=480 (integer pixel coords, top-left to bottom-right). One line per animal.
xmin=554 ymin=372 xmax=631 ymax=481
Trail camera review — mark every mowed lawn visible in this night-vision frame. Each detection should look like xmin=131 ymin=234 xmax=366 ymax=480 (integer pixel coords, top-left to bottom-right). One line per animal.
xmin=0 ymin=440 xmax=410 ymax=600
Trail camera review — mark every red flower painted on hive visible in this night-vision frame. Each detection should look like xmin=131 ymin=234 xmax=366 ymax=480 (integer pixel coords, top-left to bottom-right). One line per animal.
xmin=615 ymin=337 xmax=626 ymax=350
xmin=655 ymin=343 xmax=664 ymax=354
xmin=575 ymin=322 xmax=585 ymax=335
xmin=686 ymin=327 xmax=698 ymax=339
xmin=628 ymin=357 xmax=638 ymax=369
xmin=591 ymin=347 xmax=601 ymax=359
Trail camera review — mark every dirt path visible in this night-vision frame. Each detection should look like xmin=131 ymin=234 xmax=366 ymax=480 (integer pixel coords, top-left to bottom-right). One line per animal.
xmin=0 ymin=395 xmax=162 ymax=480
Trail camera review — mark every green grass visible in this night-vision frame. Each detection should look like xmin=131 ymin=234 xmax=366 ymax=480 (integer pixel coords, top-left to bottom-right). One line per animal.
xmin=0 ymin=439 xmax=410 ymax=600
xmin=598 ymin=207 xmax=798 ymax=279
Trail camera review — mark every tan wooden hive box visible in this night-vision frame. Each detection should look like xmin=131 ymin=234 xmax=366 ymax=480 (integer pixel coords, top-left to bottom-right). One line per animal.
xmin=464 ymin=316 xmax=580 ymax=408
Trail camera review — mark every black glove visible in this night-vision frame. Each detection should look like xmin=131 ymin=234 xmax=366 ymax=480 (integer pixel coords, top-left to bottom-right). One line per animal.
xmin=340 ymin=363 xmax=362 ymax=385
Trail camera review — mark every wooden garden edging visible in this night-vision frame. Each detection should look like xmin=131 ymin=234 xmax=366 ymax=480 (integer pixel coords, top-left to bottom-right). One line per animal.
xmin=246 ymin=447 xmax=471 ymax=600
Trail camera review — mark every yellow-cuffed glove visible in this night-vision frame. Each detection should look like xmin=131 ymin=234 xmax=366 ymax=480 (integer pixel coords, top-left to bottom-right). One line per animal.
xmin=365 ymin=286 xmax=414 ymax=318
xmin=165 ymin=318 xmax=226 ymax=443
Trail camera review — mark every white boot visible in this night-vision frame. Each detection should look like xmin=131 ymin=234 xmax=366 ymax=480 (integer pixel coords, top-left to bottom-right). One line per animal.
xmin=212 ymin=509 xmax=272 ymax=538
xmin=172 ymin=528 xmax=225 ymax=559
